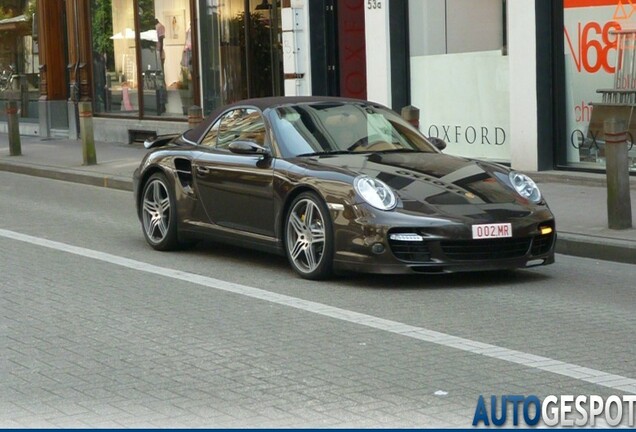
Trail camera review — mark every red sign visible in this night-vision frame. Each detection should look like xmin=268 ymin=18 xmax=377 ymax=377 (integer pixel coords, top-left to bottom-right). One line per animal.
xmin=564 ymin=20 xmax=621 ymax=73
xmin=338 ymin=0 xmax=367 ymax=99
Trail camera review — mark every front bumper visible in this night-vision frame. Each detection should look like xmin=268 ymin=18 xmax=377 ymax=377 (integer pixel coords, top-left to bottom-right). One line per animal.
xmin=330 ymin=204 xmax=556 ymax=274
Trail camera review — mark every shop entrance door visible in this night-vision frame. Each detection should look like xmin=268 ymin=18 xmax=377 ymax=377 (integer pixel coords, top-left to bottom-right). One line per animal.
xmin=199 ymin=0 xmax=283 ymax=113
xmin=308 ymin=0 xmax=367 ymax=99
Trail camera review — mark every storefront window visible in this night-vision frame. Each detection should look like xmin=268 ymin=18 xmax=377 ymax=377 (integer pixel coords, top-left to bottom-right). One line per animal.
xmin=91 ymin=0 xmax=193 ymax=118
xmin=562 ymin=0 xmax=636 ymax=172
xmin=199 ymin=0 xmax=282 ymax=115
xmin=0 ymin=1 xmax=39 ymax=121
xmin=408 ymin=0 xmax=510 ymax=163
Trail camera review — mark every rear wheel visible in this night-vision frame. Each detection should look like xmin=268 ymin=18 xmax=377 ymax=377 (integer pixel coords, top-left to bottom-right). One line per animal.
xmin=141 ymin=172 xmax=179 ymax=250
xmin=285 ymin=192 xmax=334 ymax=280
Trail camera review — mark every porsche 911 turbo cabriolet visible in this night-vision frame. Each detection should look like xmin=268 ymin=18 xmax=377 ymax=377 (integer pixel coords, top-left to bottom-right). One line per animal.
xmin=133 ymin=96 xmax=556 ymax=279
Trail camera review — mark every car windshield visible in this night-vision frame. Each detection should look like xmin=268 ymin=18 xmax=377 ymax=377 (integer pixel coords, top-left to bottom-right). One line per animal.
xmin=269 ymin=102 xmax=438 ymax=158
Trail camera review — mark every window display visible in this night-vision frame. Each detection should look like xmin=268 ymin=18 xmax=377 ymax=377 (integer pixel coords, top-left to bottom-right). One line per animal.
xmin=91 ymin=0 xmax=193 ymax=118
xmin=90 ymin=0 xmax=283 ymax=119
xmin=0 ymin=3 xmax=39 ymax=120
xmin=563 ymin=0 xmax=636 ymax=172
xmin=198 ymin=0 xmax=283 ymax=115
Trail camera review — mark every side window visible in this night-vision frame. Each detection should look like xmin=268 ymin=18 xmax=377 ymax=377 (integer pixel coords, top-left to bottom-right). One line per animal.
xmin=217 ymin=108 xmax=267 ymax=150
xmin=200 ymin=118 xmax=221 ymax=147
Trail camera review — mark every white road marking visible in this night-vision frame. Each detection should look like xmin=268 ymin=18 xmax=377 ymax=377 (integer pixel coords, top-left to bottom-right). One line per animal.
xmin=2 ymin=227 xmax=635 ymax=394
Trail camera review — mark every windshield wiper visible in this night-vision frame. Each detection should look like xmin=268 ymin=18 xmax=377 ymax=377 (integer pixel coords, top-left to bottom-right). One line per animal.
xmin=297 ymin=148 xmax=421 ymax=157
xmin=296 ymin=150 xmax=353 ymax=157
xmin=376 ymin=148 xmax=420 ymax=153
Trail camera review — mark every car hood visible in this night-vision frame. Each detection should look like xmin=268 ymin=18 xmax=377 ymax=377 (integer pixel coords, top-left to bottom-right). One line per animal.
xmin=302 ymin=152 xmax=537 ymax=219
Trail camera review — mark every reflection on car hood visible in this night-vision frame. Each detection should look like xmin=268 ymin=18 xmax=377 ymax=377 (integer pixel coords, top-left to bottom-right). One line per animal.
xmin=305 ymin=152 xmax=534 ymax=218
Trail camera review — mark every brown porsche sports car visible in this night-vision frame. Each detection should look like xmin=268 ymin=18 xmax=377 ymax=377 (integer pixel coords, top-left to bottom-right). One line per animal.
xmin=133 ymin=96 xmax=556 ymax=279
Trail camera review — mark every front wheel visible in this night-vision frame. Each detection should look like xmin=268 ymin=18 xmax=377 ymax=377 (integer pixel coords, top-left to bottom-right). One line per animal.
xmin=285 ymin=192 xmax=334 ymax=280
xmin=141 ymin=172 xmax=179 ymax=251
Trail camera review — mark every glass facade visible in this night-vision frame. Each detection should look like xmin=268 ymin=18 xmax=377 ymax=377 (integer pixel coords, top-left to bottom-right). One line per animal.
xmin=562 ymin=0 xmax=636 ymax=172
xmin=0 ymin=1 xmax=39 ymax=121
xmin=90 ymin=0 xmax=194 ymax=118
xmin=90 ymin=0 xmax=283 ymax=120
xmin=199 ymin=0 xmax=283 ymax=115
xmin=407 ymin=0 xmax=510 ymax=164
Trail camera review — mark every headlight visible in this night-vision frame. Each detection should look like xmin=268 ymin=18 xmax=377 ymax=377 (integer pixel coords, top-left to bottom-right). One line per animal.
xmin=354 ymin=176 xmax=397 ymax=210
xmin=509 ymin=171 xmax=541 ymax=203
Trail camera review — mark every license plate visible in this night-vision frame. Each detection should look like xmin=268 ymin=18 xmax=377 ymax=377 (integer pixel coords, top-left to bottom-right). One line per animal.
xmin=472 ymin=223 xmax=512 ymax=239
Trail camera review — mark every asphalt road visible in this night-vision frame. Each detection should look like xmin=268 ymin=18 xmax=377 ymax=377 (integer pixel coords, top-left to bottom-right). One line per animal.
xmin=1 ymin=171 xmax=635 ymax=428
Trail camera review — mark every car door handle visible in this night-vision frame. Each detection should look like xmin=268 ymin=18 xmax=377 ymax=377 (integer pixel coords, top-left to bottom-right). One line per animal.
xmin=195 ymin=166 xmax=210 ymax=176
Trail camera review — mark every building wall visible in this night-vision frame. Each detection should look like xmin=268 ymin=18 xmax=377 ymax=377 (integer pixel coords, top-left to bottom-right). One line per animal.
xmin=407 ymin=0 xmax=513 ymax=165
xmin=2 ymin=0 xmax=554 ymax=173
xmin=401 ymin=0 xmax=544 ymax=171
xmin=508 ymin=0 xmax=539 ymax=171
xmin=93 ymin=117 xmax=188 ymax=143
xmin=364 ymin=1 xmax=391 ymax=106
xmin=281 ymin=3 xmax=311 ymax=97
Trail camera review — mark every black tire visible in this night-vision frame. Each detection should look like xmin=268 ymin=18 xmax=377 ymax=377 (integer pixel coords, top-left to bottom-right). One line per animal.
xmin=140 ymin=172 xmax=179 ymax=251
xmin=284 ymin=192 xmax=334 ymax=280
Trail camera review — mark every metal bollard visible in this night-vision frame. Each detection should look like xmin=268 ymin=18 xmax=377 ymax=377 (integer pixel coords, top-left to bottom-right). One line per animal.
xmin=6 ymin=100 xmax=21 ymax=156
xmin=603 ymin=119 xmax=632 ymax=229
xmin=401 ymin=105 xmax=420 ymax=129
xmin=188 ymin=105 xmax=203 ymax=129
xmin=78 ymin=101 xmax=97 ymax=165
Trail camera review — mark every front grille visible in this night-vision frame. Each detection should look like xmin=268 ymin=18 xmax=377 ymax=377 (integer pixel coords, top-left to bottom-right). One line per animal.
xmin=531 ymin=233 xmax=555 ymax=256
xmin=440 ymin=238 xmax=531 ymax=261
xmin=389 ymin=240 xmax=432 ymax=262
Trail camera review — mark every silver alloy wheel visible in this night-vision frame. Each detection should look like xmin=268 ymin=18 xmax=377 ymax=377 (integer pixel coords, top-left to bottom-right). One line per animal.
xmin=286 ymin=198 xmax=326 ymax=274
xmin=142 ymin=178 xmax=171 ymax=244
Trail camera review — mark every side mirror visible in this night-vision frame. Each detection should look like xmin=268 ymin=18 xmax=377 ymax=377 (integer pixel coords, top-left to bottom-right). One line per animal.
xmin=428 ymin=137 xmax=447 ymax=151
xmin=228 ymin=140 xmax=271 ymax=156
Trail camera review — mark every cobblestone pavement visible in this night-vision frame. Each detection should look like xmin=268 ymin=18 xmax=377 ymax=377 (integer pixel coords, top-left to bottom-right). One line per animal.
xmin=3 ymin=236 xmax=635 ymax=428
xmin=1 ymin=172 xmax=636 ymax=428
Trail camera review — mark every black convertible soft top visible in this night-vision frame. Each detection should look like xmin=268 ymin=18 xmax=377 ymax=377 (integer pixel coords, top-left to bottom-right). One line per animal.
xmin=182 ymin=96 xmax=378 ymax=144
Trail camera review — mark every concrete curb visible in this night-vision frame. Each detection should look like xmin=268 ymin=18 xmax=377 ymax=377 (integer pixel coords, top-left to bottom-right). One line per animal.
xmin=555 ymin=232 xmax=636 ymax=265
xmin=530 ymin=170 xmax=636 ymax=188
xmin=0 ymin=160 xmax=132 ymax=191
